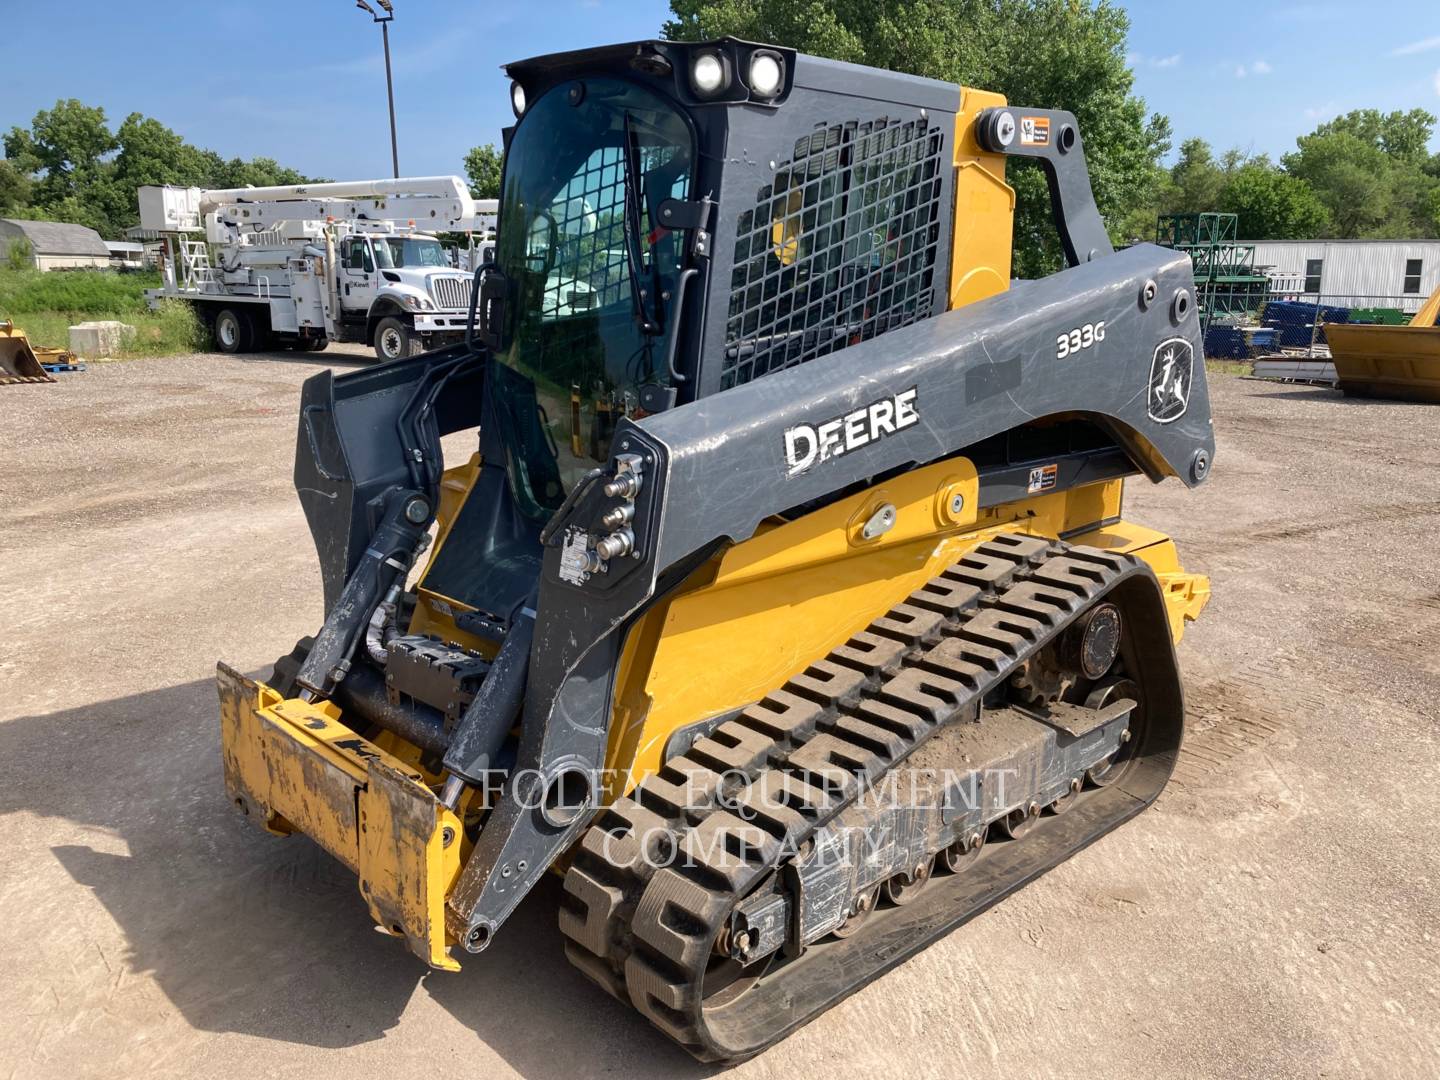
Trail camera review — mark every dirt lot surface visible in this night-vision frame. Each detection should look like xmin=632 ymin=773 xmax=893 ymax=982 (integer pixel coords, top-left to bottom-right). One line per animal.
xmin=2 ymin=351 xmax=1438 ymax=1079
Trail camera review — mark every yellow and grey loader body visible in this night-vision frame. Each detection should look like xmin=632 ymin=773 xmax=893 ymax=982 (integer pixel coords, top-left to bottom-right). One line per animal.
xmin=219 ymin=37 xmax=1212 ymax=1061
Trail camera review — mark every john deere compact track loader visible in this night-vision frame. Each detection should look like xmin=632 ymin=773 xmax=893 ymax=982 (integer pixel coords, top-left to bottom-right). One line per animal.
xmin=218 ymin=37 xmax=1213 ymax=1061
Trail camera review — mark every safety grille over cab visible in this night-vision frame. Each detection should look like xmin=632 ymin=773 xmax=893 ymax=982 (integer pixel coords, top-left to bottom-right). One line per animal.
xmin=721 ymin=116 xmax=946 ymax=389
xmin=532 ymin=144 xmax=688 ymax=324
xmin=540 ymin=146 xmax=628 ymax=319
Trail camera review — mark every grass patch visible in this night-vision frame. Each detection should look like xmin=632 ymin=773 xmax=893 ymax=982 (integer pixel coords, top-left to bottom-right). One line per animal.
xmin=0 ymin=268 xmax=206 ymax=356
xmin=0 ymin=267 xmax=160 ymax=314
xmin=1205 ymin=359 xmax=1252 ymax=377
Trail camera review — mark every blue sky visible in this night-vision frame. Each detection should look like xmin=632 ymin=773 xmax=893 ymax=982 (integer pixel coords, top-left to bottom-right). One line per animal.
xmin=3 ymin=1 xmax=1439 ymax=181
xmin=1124 ymin=1 xmax=1440 ymax=162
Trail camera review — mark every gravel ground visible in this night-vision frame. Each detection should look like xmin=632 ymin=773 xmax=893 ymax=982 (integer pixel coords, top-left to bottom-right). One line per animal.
xmin=1 ymin=351 xmax=1437 ymax=1079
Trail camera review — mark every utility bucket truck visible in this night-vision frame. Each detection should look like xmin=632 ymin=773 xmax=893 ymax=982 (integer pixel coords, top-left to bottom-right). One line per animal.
xmin=139 ymin=176 xmax=496 ymax=360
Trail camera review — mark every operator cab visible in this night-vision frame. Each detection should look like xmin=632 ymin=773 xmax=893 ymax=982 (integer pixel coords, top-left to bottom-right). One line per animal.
xmin=484 ymin=39 xmax=954 ymax=529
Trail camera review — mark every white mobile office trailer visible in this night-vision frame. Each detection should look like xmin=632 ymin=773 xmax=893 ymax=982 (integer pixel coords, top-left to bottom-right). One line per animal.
xmin=1252 ymin=239 xmax=1440 ymax=312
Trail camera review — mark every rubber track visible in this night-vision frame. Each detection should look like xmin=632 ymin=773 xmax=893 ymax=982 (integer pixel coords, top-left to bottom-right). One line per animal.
xmin=559 ymin=533 xmax=1140 ymax=1059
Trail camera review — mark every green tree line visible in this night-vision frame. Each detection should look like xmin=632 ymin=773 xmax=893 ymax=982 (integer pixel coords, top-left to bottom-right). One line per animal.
xmin=1 ymin=99 xmax=315 ymax=238
xmin=1141 ymin=110 xmax=1440 ymax=243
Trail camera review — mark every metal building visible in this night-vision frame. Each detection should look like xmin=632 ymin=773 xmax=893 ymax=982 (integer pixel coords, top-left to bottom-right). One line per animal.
xmin=0 ymin=218 xmax=112 ymax=271
xmin=1252 ymin=239 xmax=1440 ymax=313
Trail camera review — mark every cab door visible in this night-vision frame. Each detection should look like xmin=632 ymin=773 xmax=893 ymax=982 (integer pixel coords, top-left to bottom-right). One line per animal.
xmin=339 ymin=237 xmax=379 ymax=316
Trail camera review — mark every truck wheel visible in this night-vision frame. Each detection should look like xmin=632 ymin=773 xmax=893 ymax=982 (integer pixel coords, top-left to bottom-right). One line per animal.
xmin=214 ymin=308 xmax=252 ymax=354
xmin=374 ymin=317 xmax=415 ymax=361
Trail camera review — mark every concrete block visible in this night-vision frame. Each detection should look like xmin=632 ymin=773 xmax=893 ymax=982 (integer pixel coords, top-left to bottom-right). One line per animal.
xmin=69 ymin=320 xmax=135 ymax=358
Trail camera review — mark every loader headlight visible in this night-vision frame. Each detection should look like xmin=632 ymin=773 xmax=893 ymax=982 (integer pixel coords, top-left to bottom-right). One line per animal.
xmin=510 ymin=80 xmax=526 ymax=118
xmin=748 ymin=51 xmax=784 ymax=98
xmin=689 ymin=51 xmax=727 ymax=96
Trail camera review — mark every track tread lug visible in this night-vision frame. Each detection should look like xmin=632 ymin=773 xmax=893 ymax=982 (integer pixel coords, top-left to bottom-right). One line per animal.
xmin=869 ymin=602 xmax=946 ymax=646
xmin=853 ymin=697 xmax=933 ymax=740
xmin=789 ymin=658 xmax=871 ymax=707
xmin=978 ymin=533 xmax=1058 ymax=563
xmin=750 ymin=769 xmax=838 ymax=822
xmin=877 ymin=667 xmax=967 ymax=723
xmin=638 ymin=757 xmax=723 ymax=818
xmin=785 ymin=734 xmax=882 ymax=798
xmin=678 ymin=811 xmax=781 ymax=890
xmin=910 ymin=575 xmax=983 ymax=618
xmin=832 ymin=715 xmax=908 ymax=758
xmin=830 ymin=631 xmax=910 ymax=677
xmin=687 ymin=721 xmax=774 ymax=775
xmin=946 ymin=551 xmax=1018 ymax=589
xmin=737 ymin=690 xmax=825 ymax=744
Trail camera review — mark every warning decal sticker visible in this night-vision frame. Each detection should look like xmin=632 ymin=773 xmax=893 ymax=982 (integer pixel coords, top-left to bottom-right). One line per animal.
xmin=1027 ymin=463 xmax=1058 ymax=494
xmin=1020 ymin=116 xmax=1051 ymax=146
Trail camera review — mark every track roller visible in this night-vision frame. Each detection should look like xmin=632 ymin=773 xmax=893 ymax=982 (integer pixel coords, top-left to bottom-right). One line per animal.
xmin=1048 ymin=777 xmax=1083 ymax=815
xmin=999 ymin=800 xmax=1041 ymax=840
xmin=883 ymin=856 xmax=934 ymax=906
xmin=939 ymin=828 xmax=987 ymax=873
xmin=831 ymin=884 xmax=881 ymax=939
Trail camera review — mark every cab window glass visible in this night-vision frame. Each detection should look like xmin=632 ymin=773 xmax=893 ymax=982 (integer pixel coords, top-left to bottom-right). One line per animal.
xmin=493 ymin=77 xmax=694 ymax=520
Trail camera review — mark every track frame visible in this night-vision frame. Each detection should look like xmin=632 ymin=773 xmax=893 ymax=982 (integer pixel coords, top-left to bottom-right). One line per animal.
xmin=560 ymin=533 xmax=1184 ymax=1060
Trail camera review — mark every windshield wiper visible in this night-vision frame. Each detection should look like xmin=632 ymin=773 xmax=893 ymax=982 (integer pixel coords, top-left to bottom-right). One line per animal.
xmin=621 ymin=112 xmax=662 ymax=337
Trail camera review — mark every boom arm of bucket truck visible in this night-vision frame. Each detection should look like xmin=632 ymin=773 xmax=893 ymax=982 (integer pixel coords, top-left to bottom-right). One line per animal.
xmin=139 ymin=176 xmax=498 ymax=236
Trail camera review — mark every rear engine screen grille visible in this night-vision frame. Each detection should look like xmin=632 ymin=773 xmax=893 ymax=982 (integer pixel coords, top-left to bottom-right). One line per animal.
xmin=723 ymin=116 xmax=945 ymax=390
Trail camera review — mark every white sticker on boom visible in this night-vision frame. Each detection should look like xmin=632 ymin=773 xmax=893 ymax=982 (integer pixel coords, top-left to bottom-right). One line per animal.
xmin=784 ymin=387 xmax=919 ymax=477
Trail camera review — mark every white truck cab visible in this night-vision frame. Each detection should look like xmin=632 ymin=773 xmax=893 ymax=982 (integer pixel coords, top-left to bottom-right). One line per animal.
xmin=336 ymin=231 xmax=476 ymax=359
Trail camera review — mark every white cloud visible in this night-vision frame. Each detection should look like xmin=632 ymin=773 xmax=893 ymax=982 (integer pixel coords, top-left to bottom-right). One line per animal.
xmin=1304 ymin=102 xmax=1338 ymax=120
xmin=1129 ymin=52 xmax=1181 ymax=69
xmin=1393 ymin=35 xmax=1440 ymax=56
xmin=1235 ymin=65 xmax=1248 ymax=78
xmin=1252 ymin=59 xmax=1273 ymax=75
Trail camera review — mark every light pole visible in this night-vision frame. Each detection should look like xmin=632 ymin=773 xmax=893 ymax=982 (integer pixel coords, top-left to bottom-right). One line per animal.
xmin=356 ymin=0 xmax=399 ymax=178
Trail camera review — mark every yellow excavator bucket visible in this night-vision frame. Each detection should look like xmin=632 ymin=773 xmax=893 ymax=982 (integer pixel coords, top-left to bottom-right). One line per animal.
xmin=1324 ymin=282 xmax=1440 ymax=403
xmin=0 ymin=320 xmax=58 ymax=386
